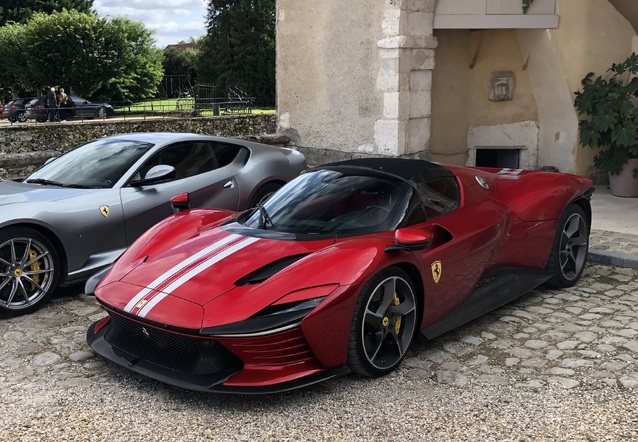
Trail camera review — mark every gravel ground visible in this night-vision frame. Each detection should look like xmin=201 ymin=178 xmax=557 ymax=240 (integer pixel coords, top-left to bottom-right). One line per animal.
xmin=2 ymin=263 xmax=638 ymax=441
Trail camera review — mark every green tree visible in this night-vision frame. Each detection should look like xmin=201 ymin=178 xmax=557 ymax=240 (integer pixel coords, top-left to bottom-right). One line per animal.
xmin=0 ymin=0 xmax=93 ymax=26
xmin=12 ymin=10 xmax=162 ymax=101
xmin=0 ymin=23 xmax=29 ymax=98
xmin=164 ymin=47 xmax=198 ymax=79
xmin=198 ymin=0 xmax=275 ymax=106
xmin=92 ymin=17 xmax=164 ymax=102
xmin=163 ymin=44 xmax=199 ymax=96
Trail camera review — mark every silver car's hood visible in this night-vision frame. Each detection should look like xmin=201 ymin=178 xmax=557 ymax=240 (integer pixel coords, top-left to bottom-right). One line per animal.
xmin=0 ymin=180 xmax=97 ymax=206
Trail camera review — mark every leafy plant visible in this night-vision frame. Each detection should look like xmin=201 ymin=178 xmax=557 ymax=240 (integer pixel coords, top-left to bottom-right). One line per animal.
xmin=522 ymin=0 xmax=535 ymax=14
xmin=574 ymin=53 xmax=638 ymax=177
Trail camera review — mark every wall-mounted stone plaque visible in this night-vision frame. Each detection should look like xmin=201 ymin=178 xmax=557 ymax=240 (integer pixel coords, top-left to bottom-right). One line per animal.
xmin=489 ymin=70 xmax=516 ymax=101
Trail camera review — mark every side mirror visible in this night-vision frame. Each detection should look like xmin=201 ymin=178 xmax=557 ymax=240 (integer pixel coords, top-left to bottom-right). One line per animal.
xmin=385 ymin=227 xmax=433 ymax=253
xmin=171 ymin=193 xmax=190 ymax=213
xmin=130 ymin=165 xmax=176 ymax=186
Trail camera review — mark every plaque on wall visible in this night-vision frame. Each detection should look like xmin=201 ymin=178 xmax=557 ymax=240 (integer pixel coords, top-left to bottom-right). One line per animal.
xmin=489 ymin=70 xmax=516 ymax=101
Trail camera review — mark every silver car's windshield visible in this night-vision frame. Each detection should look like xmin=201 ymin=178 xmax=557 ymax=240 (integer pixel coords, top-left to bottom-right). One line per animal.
xmin=242 ymin=169 xmax=412 ymax=235
xmin=26 ymin=139 xmax=154 ymax=188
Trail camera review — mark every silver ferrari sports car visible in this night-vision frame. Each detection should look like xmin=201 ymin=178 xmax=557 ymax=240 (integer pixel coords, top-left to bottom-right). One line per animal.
xmin=0 ymin=132 xmax=306 ymax=316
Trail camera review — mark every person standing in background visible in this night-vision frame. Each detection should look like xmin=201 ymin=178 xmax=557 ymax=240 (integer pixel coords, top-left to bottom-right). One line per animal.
xmin=47 ymin=87 xmax=58 ymax=122
xmin=57 ymin=88 xmax=68 ymax=122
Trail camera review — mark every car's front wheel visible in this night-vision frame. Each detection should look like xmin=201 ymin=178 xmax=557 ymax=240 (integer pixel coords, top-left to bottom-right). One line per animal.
xmin=347 ymin=267 xmax=418 ymax=377
xmin=546 ymin=204 xmax=589 ymax=288
xmin=97 ymin=107 xmax=106 ymax=118
xmin=0 ymin=227 xmax=60 ymax=316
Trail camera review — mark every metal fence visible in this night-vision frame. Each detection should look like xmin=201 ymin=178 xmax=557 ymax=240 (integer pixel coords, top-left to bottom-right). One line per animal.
xmin=1 ymin=84 xmax=260 ymax=124
xmin=0 ymin=96 xmax=258 ymax=125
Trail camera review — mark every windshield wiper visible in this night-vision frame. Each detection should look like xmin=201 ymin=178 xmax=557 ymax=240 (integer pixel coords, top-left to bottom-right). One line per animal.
xmin=256 ymin=203 xmax=274 ymax=229
xmin=26 ymin=178 xmax=67 ymax=187
xmin=25 ymin=178 xmax=90 ymax=188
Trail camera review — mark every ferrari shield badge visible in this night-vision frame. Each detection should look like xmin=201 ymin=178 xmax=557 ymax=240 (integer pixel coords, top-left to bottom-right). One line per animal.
xmin=431 ymin=261 xmax=442 ymax=284
xmin=99 ymin=205 xmax=110 ymax=218
xmin=136 ymin=299 xmax=148 ymax=309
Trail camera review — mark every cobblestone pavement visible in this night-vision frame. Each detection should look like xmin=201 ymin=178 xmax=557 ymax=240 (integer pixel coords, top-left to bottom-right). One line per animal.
xmin=590 ymin=229 xmax=638 ymax=269
xmin=1 ymin=259 xmax=637 ymax=441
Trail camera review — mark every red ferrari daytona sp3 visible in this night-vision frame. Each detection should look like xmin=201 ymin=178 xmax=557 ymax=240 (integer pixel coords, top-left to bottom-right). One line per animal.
xmin=87 ymin=158 xmax=593 ymax=393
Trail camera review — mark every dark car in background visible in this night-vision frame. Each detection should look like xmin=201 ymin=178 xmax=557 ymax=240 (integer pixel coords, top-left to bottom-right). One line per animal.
xmin=4 ymin=97 xmax=34 ymax=122
xmin=25 ymin=95 xmax=114 ymax=122
xmin=69 ymin=95 xmax=114 ymax=119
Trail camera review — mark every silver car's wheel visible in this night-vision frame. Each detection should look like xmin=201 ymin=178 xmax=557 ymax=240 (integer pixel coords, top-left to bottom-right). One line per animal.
xmin=249 ymin=183 xmax=282 ymax=208
xmin=0 ymin=227 xmax=60 ymax=316
xmin=348 ymin=267 xmax=418 ymax=377
xmin=546 ymin=204 xmax=589 ymax=288
xmin=17 ymin=112 xmax=27 ymax=122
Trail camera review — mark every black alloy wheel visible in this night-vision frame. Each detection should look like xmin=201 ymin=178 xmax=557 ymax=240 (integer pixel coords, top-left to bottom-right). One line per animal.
xmin=546 ymin=204 xmax=589 ymax=288
xmin=347 ymin=267 xmax=418 ymax=377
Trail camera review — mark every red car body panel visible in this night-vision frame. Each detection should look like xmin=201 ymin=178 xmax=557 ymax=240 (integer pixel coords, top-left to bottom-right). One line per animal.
xmin=88 ymin=160 xmax=593 ymax=393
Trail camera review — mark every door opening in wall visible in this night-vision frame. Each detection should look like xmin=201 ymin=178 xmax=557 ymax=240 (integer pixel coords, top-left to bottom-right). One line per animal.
xmin=475 ymin=148 xmax=520 ymax=169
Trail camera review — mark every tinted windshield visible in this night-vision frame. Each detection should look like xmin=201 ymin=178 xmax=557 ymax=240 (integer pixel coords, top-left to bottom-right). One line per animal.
xmin=241 ymin=169 xmax=413 ymax=236
xmin=26 ymin=138 xmax=154 ymax=188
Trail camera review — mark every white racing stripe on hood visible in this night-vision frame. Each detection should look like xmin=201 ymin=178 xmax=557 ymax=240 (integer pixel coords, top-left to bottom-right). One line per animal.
xmin=137 ymin=236 xmax=260 ymax=318
xmin=123 ymin=233 xmax=241 ymax=313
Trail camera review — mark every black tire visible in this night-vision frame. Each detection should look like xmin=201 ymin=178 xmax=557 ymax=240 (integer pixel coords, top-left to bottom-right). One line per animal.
xmin=347 ymin=266 xmax=419 ymax=377
xmin=97 ymin=107 xmax=106 ymax=118
xmin=545 ymin=204 xmax=589 ymax=288
xmin=249 ymin=182 xmax=282 ymax=207
xmin=0 ymin=227 xmax=60 ymax=316
xmin=16 ymin=111 xmax=27 ymax=123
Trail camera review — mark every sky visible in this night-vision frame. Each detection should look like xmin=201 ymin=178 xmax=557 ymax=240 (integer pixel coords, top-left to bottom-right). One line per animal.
xmin=92 ymin=0 xmax=208 ymax=48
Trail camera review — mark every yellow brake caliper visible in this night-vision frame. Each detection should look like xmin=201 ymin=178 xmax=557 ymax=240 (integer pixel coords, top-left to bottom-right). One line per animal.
xmin=29 ymin=249 xmax=41 ymax=291
xmin=393 ymin=293 xmax=402 ymax=334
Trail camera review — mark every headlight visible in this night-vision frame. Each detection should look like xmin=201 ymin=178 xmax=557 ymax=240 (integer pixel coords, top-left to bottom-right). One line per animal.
xmin=200 ymin=296 xmax=326 ymax=338
xmin=201 ymin=284 xmax=339 ymax=337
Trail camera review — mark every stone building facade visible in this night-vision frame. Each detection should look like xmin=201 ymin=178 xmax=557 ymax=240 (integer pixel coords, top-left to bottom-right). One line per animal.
xmin=277 ymin=0 xmax=638 ymax=176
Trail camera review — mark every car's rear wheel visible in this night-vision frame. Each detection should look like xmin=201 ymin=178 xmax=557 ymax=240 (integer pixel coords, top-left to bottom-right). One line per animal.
xmin=347 ymin=267 xmax=418 ymax=377
xmin=16 ymin=111 xmax=27 ymax=123
xmin=546 ymin=204 xmax=589 ymax=288
xmin=0 ymin=227 xmax=60 ymax=316
xmin=249 ymin=182 xmax=282 ymax=207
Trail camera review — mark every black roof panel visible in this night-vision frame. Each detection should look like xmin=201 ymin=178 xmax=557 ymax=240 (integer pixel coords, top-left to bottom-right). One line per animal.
xmin=318 ymin=158 xmax=454 ymax=183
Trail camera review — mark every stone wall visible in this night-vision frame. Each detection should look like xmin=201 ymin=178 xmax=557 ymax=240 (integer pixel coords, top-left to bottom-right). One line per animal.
xmin=277 ymin=0 xmax=437 ymax=159
xmin=0 ymin=115 xmax=277 ymax=179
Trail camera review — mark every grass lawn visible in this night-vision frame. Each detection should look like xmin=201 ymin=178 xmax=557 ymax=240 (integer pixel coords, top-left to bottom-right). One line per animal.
xmin=115 ymin=98 xmax=275 ymax=116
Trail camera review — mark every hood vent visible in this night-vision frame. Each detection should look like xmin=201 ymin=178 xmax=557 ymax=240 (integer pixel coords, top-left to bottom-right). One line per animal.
xmin=235 ymin=254 xmax=309 ymax=286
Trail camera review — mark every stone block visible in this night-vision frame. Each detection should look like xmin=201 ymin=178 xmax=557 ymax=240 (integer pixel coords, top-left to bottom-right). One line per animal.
xmin=406 ymin=0 xmax=436 ymax=12
xmin=374 ymin=119 xmax=406 ymax=156
xmin=408 ymin=11 xmax=434 ymax=36
xmin=382 ymin=8 xmax=405 ymax=36
xmin=406 ymin=117 xmax=431 ymax=155
xmin=410 ymin=91 xmax=432 ymax=119
xmin=377 ymin=70 xmax=409 ymax=92
xmin=410 ymin=69 xmax=433 ymax=92
xmin=384 ymin=92 xmax=411 ymax=119
xmin=411 ymin=48 xmax=436 ymax=70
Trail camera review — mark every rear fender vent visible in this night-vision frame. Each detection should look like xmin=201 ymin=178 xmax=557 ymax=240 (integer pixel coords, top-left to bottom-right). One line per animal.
xmin=235 ymin=254 xmax=309 ymax=286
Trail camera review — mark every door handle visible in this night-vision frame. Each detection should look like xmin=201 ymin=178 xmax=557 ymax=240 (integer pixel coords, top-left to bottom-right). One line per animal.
xmin=223 ymin=180 xmax=235 ymax=189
